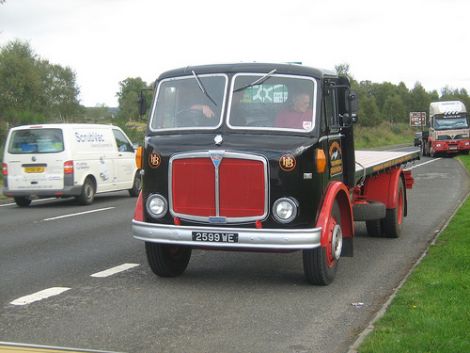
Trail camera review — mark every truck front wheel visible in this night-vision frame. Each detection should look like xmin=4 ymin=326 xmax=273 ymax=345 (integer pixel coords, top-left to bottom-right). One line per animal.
xmin=128 ymin=171 xmax=142 ymax=197
xmin=145 ymin=242 xmax=192 ymax=277
xmin=303 ymin=202 xmax=342 ymax=285
xmin=381 ymin=178 xmax=405 ymax=238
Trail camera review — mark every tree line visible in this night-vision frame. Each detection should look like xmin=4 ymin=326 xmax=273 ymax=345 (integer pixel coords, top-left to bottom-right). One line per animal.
xmin=1 ymin=40 xmax=470 ymax=142
xmin=336 ymin=64 xmax=470 ymax=127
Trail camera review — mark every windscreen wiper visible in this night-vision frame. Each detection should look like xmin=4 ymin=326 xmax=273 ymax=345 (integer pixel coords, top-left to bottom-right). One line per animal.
xmin=233 ymin=69 xmax=277 ymax=92
xmin=192 ymin=70 xmax=217 ymax=106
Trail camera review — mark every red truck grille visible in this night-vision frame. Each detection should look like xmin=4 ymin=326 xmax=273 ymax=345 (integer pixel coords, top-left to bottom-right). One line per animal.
xmin=170 ymin=152 xmax=268 ymax=223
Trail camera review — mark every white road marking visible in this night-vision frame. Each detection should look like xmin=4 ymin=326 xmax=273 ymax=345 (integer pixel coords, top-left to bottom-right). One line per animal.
xmin=90 ymin=263 xmax=140 ymax=278
xmin=408 ymin=157 xmax=442 ymax=170
xmin=42 ymin=207 xmax=115 ymax=221
xmin=10 ymin=287 xmax=71 ymax=306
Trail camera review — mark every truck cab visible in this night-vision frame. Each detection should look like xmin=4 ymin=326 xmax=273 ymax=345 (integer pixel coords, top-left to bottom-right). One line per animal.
xmin=422 ymin=101 xmax=470 ymax=156
xmin=132 ymin=63 xmax=417 ymax=285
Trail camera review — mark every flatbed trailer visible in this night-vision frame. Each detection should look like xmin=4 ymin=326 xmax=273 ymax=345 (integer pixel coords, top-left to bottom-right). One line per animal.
xmin=355 ymin=150 xmax=419 ymax=183
xmin=132 ymin=62 xmax=420 ymax=285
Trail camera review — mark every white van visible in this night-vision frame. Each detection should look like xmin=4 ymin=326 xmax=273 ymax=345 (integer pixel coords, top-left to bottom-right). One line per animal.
xmin=2 ymin=123 xmax=141 ymax=207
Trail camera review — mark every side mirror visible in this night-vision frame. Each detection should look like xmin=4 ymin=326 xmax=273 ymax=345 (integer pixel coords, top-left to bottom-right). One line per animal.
xmin=341 ymin=91 xmax=359 ymax=127
xmin=348 ymin=91 xmax=358 ymax=115
xmin=138 ymin=91 xmax=147 ymax=117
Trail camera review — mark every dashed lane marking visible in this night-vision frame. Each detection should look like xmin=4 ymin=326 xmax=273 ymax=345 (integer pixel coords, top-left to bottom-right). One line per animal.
xmin=10 ymin=287 xmax=71 ymax=306
xmin=90 ymin=263 xmax=140 ymax=278
xmin=42 ymin=207 xmax=115 ymax=221
xmin=408 ymin=157 xmax=442 ymax=170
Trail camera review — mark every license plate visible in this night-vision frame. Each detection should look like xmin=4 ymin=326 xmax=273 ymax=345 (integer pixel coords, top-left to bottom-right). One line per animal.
xmin=24 ymin=166 xmax=45 ymax=173
xmin=192 ymin=231 xmax=239 ymax=243
xmin=449 ymin=146 xmax=458 ymax=150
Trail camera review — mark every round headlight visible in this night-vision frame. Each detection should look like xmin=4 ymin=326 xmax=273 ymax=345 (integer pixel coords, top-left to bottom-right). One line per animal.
xmin=272 ymin=197 xmax=298 ymax=224
xmin=146 ymin=194 xmax=168 ymax=219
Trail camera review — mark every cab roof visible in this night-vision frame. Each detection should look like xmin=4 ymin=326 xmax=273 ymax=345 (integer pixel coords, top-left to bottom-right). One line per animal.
xmin=157 ymin=62 xmax=338 ymax=81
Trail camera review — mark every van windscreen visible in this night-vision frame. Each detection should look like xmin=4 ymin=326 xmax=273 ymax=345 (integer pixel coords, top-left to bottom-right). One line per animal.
xmin=8 ymin=128 xmax=64 ymax=154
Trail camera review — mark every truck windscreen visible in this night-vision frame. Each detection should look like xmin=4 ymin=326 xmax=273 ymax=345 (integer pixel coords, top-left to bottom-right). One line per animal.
xmin=150 ymin=74 xmax=227 ymax=131
xmin=228 ymin=74 xmax=317 ymax=132
xmin=434 ymin=116 xmax=469 ymax=130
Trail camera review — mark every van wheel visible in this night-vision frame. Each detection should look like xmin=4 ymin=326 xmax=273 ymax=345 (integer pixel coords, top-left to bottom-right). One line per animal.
xmin=76 ymin=178 xmax=95 ymax=205
xmin=14 ymin=196 xmax=32 ymax=207
xmin=145 ymin=242 xmax=192 ymax=277
xmin=303 ymin=202 xmax=341 ymax=285
xmin=381 ymin=178 xmax=405 ymax=238
xmin=128 ymin=172 xmax=142 ymax=197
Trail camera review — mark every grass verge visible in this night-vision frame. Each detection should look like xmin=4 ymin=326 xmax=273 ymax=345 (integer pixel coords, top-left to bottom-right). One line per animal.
xmin=354 ymin=122 xmax=416 ymax=149
xmin=358 ymin=154 xmax=470 ymax=353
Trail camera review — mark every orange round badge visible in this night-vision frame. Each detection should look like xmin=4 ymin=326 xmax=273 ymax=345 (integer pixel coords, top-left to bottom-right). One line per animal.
xmin=148 ymin=152 xmax=161 ymax=168
xmin=279 ymin=154 xmax=296 ymax=172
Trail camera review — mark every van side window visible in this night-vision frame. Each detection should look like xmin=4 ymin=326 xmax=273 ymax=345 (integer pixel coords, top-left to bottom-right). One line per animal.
xmin=112 ymin=129 xmax=133 ymax=152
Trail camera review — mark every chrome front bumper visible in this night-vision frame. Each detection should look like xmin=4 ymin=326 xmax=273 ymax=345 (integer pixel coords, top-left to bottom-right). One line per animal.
xmin=132 ymin=220 xmax=322 ymax=250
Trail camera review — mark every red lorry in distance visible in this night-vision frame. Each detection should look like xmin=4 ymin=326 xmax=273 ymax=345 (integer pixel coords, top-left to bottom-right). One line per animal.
xmin=132 ymin=63 xmax=419 ymax=285
xmin=422 ymin=101 xmax=470 ymax=157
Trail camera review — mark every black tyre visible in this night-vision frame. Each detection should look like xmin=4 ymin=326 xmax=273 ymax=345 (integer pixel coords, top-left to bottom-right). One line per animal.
xmin=76 ymin=177 xmax=95 ymax=205
xmin=14 ymin=196 xmax=32 ymax=207
xmin=145 ymin=242 xmax=192 ymax=277
xmin=128 ymin=171 xmax=142 ymax=197
xmin=423 ymin=141 xmax=429 ymax=157
xmin=366 ymin=219 xmax=383 ymax=237
xmin=381 ymin=178 xmax=405 ymax=238
xmin=303 ymin=202 xmax=342 ymax=285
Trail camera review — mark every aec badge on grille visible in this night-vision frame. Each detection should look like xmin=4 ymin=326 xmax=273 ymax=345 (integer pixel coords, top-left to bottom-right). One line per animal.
xmin=210 ymin=151 xmax=224 ymax=168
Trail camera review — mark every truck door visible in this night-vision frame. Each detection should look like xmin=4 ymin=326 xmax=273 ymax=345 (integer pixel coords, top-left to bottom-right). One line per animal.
xmin=323 ymin=84 xmax=344 ymax=183
xmin=111 ymin=128 xmax=135 ymax=189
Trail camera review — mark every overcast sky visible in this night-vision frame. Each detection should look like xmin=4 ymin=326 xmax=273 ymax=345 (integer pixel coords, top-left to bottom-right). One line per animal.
xmin=1 ymin=0 xmax=469 ymax=107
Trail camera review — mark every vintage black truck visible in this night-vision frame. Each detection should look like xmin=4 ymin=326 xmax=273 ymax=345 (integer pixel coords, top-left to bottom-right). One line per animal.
xmin=132 ymin=63 xmax=419 ymax=285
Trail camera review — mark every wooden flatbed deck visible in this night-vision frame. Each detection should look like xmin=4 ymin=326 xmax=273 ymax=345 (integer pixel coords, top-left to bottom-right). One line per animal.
xmin=354 ymin=149 xmax=420 ymax=184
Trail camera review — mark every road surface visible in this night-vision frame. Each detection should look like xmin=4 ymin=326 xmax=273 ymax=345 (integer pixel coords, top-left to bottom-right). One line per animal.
xmin=0 ymin=149 xmax=468 ymax=353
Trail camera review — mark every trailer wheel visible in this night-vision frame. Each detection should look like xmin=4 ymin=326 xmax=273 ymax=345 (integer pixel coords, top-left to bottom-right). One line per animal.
xmin=76 ymin=177 xmax=95 ymax=205
xmin=145 ymin=242 xmax=192 ymax=277
xmin=128 ymin=171 xmax=142 ymax=197
xmin=381 ymin=178 xmax=405 ymax=238
xmin=366 ymin=219 xmax=382 ymax=237
xmin=14 ymin=196 xmax=32 ymax=207
xmin=303 ymin=202 xmax=342 ymax=285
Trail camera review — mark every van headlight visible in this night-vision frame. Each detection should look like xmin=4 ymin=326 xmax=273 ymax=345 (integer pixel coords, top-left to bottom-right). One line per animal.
xmin=146 ymin=194 xmax=168 ymax=219
xmin=272 ymin=197 xmax=298 ymax=224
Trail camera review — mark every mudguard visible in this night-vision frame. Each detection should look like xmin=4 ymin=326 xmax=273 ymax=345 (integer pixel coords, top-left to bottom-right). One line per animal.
xmin=316 ymin=181 xmax=354 ymax=256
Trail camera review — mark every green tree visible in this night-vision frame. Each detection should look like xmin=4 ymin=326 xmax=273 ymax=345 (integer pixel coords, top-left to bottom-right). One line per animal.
xmin=359 ymin=95 xmax=381 ymax=127
xmin=0 ymin=41 xmax=43 ymax=123
xmin=383 ymin=94 xmax=406 ymax=124
xmin=409 ymin=82 xmax=431 ymax=114
xmin=116 ymin=77 xmax=151 ymax=121
xmin=335 ymin=63 xmax=354 ymax=82
xmin=0 ymin=40 xmax=81 ymax=125
xmin=41 ymin=61 xmax=81 ymax=121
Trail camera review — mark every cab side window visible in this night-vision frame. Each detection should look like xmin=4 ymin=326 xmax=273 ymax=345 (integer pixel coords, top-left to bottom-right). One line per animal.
xmin=323 ymin=86 xmax=340 ymax=133
xmin=112 ymin=129 xmax=133 ymax=152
